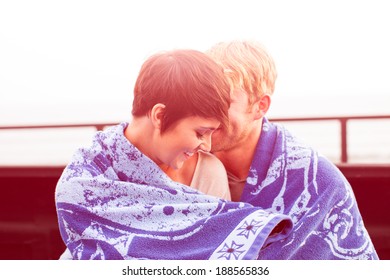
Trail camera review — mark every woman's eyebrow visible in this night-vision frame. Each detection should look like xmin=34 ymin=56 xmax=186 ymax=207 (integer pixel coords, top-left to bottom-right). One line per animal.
xmin=198 ymin=126 xmax=219 ymax=131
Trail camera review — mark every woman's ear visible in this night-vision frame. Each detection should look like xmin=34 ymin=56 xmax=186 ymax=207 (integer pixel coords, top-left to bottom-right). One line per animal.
xmin=150 ymin=103 xmax=166 ymax=129
xmin=253 ymin=94 xmax=271 ymax=120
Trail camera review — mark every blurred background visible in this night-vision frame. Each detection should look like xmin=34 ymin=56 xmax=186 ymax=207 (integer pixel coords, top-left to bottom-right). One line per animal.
xmin=1 ymin=0 xmax=390 ymax=165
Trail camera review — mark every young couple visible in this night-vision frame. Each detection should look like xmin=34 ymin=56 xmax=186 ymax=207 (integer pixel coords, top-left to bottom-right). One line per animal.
xmin=55 ymin=41 xmax=378 ymax=260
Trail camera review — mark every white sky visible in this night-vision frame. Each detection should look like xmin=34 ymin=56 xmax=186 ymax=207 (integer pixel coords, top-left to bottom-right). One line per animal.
xmin=1 ymin=0 xmax=390 ymax=125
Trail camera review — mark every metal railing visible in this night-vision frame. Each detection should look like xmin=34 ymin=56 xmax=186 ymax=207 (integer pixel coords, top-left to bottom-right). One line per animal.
xmin=1 ymin=114 xmax=390 ymax=163
xmin=0 ymin=123 xmax=117 ymax=132
xmin=270 ymin=115 xmax=390 ymax=163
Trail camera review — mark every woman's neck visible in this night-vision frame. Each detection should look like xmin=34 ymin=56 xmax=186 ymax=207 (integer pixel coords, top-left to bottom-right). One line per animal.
xmin=160 ymin=153 xmax=198 ymax=186
xmin=124 ymin=117 xmax=157 ymax=163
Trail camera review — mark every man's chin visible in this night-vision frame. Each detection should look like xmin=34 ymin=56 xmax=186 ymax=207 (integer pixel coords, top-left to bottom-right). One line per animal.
xmin=211 ymin=137 xmax=224 ymax=152
xmin=210 ymin=144 xmax=225 ymax=153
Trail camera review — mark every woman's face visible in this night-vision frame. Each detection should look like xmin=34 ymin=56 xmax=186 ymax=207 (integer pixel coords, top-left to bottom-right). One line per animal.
xmin=155 ymin=116 xmax=220 ymax=170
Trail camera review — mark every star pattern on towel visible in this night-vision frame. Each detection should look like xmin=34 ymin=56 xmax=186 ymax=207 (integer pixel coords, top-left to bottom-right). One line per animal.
xmin=237 ymin=219 xmax=264 ymax=239
xmin=216 ymin=241 xmax=245 ymax=260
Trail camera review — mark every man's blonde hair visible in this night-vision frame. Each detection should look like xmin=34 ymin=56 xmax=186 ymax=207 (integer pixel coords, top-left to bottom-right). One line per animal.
xmin=206 ymin=40 xmax=277 ymax=107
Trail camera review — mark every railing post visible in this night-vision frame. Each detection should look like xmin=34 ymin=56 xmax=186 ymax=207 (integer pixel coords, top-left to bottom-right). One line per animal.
xmin=95 ymin=125 xmax=105 ymax=131
xmin=340 ymin=119 xmax=348 ymax=163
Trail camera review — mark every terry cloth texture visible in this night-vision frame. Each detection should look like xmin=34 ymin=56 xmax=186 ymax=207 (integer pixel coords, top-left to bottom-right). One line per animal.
xmin=55 ymin=123 xmax=293 ymax=260
xmin=240 ymin=118 xmax=379 ymax=260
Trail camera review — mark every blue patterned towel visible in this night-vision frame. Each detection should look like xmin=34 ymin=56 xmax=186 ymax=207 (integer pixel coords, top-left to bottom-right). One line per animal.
xmin=241 ymin=118 xmax=378 ymax=259
xmin=55 ymin=123 xmax=293 ymax=260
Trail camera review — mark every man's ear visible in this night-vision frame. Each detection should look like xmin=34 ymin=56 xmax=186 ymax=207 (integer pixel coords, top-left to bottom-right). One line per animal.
xmin=150 ymin=103 xmax=166 ymax=129
xmin=253 ymin=94 xmax=271 ymax=120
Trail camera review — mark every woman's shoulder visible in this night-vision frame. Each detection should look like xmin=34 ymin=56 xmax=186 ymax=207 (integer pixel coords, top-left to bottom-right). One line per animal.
xmin=197 ymin=150 xmax=226 ymax=169
xmin=195 ymin=151 xmax=229 ymax=184
xmin=192 ymin=151 xmax=230 ymax=200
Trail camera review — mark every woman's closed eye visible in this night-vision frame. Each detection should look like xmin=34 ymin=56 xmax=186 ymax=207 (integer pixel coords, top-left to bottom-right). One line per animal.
xmin=195 ymin=125 xmax=219 ymax=140
xmin=196 ymin=131 xmax=205 ymax=140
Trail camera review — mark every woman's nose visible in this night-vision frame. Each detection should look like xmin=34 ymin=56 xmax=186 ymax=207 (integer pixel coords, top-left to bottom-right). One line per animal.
xmin=199 ymin=134 xmax=212 ymax=152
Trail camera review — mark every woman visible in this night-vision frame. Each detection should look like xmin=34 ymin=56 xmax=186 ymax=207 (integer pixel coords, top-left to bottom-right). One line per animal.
xmin=55 ymin=49 xmax=292 ymax=260
xmin=126 ymin=49 xmax=232 ymax=199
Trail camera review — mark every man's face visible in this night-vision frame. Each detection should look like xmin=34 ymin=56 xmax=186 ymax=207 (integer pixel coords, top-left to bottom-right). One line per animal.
xmin=211 ymin=89 xmax=254 ymax=153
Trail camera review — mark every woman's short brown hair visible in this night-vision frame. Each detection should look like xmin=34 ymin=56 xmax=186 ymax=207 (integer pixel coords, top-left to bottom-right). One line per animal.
xmin=132 ymin=49 xmax=230 ymax=133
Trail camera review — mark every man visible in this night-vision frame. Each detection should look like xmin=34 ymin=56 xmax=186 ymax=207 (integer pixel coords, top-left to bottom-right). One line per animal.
xmin=207 ymin=40 xmax=378 ymax=259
